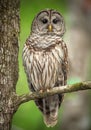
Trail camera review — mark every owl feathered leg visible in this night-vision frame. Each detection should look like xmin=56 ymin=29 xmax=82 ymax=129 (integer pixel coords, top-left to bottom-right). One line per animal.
xmin=35 ymin=94 xmax=63 ymax=127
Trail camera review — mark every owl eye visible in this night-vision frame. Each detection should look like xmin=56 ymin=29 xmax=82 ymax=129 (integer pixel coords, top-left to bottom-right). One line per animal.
xmin=53 ymin=19 xmax=59 ymax=24
xmin=42 ymin=19 xmax=48 ymax=24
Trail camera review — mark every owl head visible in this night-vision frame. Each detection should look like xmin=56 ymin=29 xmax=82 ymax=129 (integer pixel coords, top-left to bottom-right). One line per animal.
xmin=31 ymin=9 xmax=66 ymax=36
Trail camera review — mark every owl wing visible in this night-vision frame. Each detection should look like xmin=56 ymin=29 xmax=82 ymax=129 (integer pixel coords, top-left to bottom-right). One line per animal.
xmin=23 ymin=38 xmax=36 ymax=92
xmin=59 ymin=40 xmax=68 ymax=86
xmin=57 ymin=40 xmax=68 ymax=108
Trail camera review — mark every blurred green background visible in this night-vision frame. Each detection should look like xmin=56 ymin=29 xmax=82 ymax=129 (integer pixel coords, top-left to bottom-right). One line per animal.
xmin=12 ymin=0 xmax=91 ymax=130
xmin=12 ymin=0 xmax=67 ymax=130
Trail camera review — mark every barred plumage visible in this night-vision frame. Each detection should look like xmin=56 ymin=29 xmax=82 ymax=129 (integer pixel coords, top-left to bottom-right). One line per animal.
xmin=22 ymin=9 xmax=68 ymax=127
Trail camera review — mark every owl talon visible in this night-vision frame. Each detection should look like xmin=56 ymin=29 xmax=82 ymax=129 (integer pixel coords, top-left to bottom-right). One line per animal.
xmin=39 ymin=89 xmax=43 ymax=93
xmin=47 ymin=88 xmax=50 ymax=92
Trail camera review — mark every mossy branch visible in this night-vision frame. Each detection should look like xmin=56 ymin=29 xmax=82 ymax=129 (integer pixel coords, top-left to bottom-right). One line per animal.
xmin=16 ymin=81 xmax=91 ymax=106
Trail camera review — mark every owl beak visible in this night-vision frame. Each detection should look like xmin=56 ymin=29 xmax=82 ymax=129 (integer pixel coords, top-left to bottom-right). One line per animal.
xmin=48 ymin=24 xmax=53 ymax=32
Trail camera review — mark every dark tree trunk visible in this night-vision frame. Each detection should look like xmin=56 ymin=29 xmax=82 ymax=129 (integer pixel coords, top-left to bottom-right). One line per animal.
xmin=0 ymin=0 xmax=20 ymax=130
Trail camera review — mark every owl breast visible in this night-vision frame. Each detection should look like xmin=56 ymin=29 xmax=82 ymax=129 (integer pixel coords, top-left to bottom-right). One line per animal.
xmin=23 ymin=40 xmax=64 ymax=92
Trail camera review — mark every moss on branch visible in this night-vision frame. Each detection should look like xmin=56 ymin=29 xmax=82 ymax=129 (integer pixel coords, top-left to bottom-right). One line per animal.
xmin=16 ymin=81 xmax=91 ymax=106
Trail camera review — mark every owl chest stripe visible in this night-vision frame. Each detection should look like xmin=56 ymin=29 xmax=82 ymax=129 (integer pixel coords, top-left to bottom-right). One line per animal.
xmin=29 ymin=49 xmax=61 ymax=90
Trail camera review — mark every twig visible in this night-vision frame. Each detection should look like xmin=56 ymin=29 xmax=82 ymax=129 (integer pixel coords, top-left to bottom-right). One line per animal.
xmin=17 ymin=81 xmax=91 ymax=106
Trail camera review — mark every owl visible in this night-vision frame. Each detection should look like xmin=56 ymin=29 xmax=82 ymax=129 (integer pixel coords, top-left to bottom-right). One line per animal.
xmin=23 ymin=9 xmax=68 ymax=127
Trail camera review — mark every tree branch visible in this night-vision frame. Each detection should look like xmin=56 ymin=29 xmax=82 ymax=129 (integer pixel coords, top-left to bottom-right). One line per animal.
xmin=17 ymin=81 xmax=91 ymax=106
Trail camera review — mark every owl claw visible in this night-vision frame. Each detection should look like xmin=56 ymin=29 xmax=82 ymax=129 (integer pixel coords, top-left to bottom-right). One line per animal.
xmin=39 ymin=89 xmax=43 ymax=93
xmin=39 ymin=88 xmax=50 ymax=93
xmin=47 ymin=88 xmax=50 ymax=92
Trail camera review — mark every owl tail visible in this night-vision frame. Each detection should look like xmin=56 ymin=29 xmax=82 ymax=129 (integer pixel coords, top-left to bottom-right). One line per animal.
xmin=43 ymin=103 xmax=58 ymax=127
xmin=35 ymin=94 xmax=63 ymax=127
xmin=43 ymin=94 xmax=59 ymax=127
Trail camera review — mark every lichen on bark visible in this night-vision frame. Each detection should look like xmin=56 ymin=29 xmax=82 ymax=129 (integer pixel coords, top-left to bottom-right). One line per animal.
xmin=0 ymin=0 xmax=20 ymax=130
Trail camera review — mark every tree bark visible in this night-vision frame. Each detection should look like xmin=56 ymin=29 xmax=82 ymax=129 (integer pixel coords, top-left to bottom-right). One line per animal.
xmin=0 ymin=0 xmax=20 ymax=130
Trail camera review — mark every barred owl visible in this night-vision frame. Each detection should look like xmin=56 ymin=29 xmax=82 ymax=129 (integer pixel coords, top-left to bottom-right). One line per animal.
xmin=23 ymin=9 xmax=68 ymax=127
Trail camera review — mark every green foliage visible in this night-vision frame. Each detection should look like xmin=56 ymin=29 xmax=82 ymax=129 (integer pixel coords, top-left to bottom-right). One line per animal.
xmin=12 ymin=0 xmax=67 ymax=130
